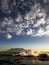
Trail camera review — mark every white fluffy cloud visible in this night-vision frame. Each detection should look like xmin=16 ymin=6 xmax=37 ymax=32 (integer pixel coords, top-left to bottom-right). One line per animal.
xmin=34 ymin=26 xmax=49 ymax=37
xmin=27 ymin=29 xmax=33 ymax=36
xmin=34 ymin=18 xmax=46 ymax=27
xmin=34 ymin=27 xmax=45 ymax=36
xmin=6 ymin=34 xmax=12 ymax=39
xmin=24 ymin=4 xmax=40 ymax=20
xmin=34 ymin=10 xmax=46 ymax=27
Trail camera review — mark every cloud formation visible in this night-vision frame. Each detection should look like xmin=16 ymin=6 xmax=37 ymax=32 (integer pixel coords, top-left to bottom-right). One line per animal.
xmin=6 ymin=33 xmax=12 ymax=39
xmin=0 ymin=0 xmax=49 ymax=39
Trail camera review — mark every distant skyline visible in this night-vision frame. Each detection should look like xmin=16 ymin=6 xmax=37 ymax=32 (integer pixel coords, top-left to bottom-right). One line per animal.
xmin=0 ymin=0 xmax=49 ymax=51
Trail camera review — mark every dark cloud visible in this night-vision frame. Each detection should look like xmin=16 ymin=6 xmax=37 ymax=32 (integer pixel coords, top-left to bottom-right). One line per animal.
xmin=0 ymin=0 xmax=49 ymax=19
xmin=38 ymin=0 xmax=49 ymax=15
xmin=0 ymin=0 xmax=35 ymax=19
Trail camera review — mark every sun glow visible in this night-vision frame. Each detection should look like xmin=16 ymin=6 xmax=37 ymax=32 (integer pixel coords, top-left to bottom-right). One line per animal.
xmin=29 ymin=47 xmax=49 ymax=56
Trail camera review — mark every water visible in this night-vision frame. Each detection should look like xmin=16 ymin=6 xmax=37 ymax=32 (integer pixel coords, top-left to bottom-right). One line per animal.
xmin=0 ymin=55 xmax=49 ymax=65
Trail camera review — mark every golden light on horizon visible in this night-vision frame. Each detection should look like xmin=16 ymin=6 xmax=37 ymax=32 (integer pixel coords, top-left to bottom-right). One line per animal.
xmin=0 ymin=46 xmax=49 ymax=53
xmin=0 ymin=47 xmax=9 ymax=51
xmin=29 ymin=47 xmax=49 ymax=56
xmin=30 ymin=46 xmax=49 ymax=52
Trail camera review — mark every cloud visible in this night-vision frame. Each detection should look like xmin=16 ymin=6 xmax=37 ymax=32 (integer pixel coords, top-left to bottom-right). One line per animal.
xmin=6 ymin=34 xmax=12 ymax=39
xmin=34 ymin=18 xmax=46 ymax=27
xmin=34 ymin=10 xmax=46 ymax=27
xmin=44 ymin=0 xmax=49 ymax=3
xmin=24 ymin=3 xmax=40 ymax=20
xmin=34 ymin=25 xmax=49 ymax=37
xmin=45 ymin=25 xmax=49 ymax=30
xmin=1 ymin=0 xmax=9 ymax=11
xmin=0 ymin=0 xmax=49 ymax=39
xmin=15 ymin=24 xmax=24 ymax=35
xmin=15 ymin=14 xmax=23 ymax=22
xmin=34 ymin=27 xmax=45 ymax=37
xmin=27 ymin=29 xmax=33 ymax=36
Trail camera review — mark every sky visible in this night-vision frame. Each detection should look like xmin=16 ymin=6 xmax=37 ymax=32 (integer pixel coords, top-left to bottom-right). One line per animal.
xmin=0 ymin=0 xmax=49 ymax=51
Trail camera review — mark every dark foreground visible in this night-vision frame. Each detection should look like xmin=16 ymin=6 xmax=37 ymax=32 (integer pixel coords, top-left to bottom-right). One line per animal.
xmin=0 ymin=52 xmax=49 ymax=65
